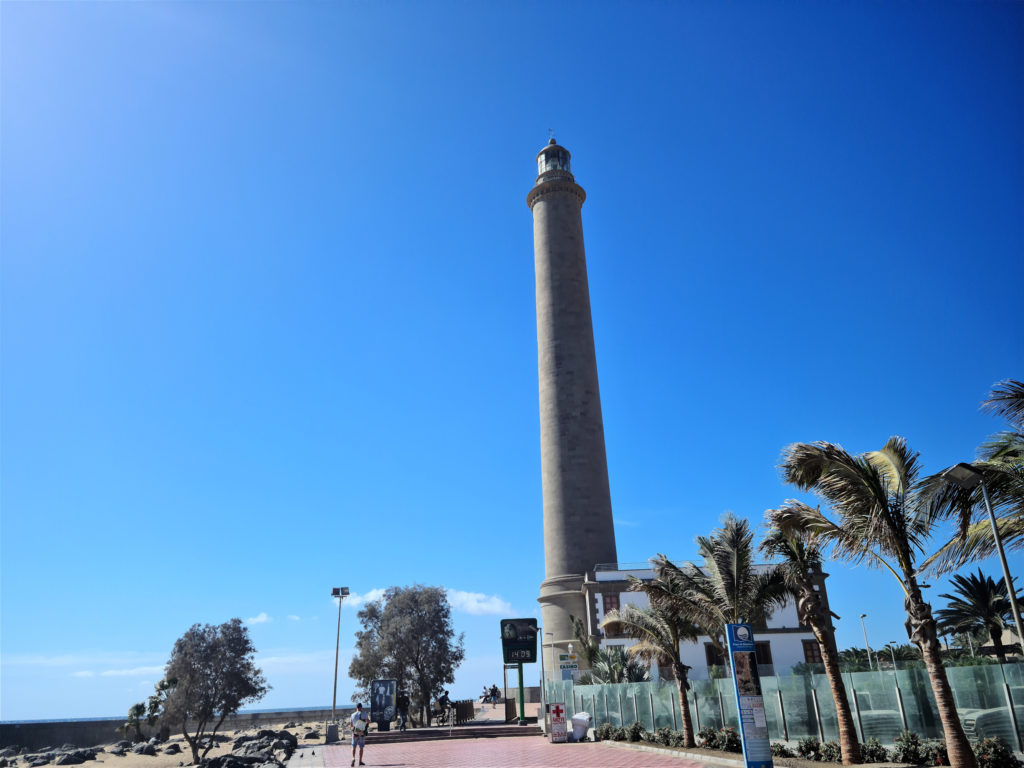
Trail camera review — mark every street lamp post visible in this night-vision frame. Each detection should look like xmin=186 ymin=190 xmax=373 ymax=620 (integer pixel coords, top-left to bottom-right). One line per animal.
xmin=945 ymin=463 xmax=1024 ymax=649
xmin=889 ymin=642 xmax=899 ymax=671
xmin=331 ymin=587 xmax=350 ymax=723
xmin=859 ymin=614 xmax=875 ymax=671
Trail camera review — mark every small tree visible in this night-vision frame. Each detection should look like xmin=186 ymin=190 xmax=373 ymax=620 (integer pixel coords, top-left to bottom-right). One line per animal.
xmin=348 ymin=586 xmax=465 ymax=726
xmin=123 ymin=702 xmax=147 ymax=743
xmin=151 ymin=618 xmax=268 ymax=763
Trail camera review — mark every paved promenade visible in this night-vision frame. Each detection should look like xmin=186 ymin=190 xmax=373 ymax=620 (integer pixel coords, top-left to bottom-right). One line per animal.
xmin=316 ymin=737 xmax=708 ymax=768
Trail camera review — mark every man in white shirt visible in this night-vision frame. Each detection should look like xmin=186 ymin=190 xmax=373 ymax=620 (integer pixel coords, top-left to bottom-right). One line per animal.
xmin=350 ymin=702 xmax=368 ymax=767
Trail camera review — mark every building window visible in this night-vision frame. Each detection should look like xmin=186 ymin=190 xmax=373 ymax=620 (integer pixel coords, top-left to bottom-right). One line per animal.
xmin=603 ymin=594 xmax=620 ymax=637
xmin=705 ymin=643 xmax=725 ymax=668
xmin=755 ymin=641 xmax=773 ymax=666
xmin=803 ymin=639 xmax=823 ymax=664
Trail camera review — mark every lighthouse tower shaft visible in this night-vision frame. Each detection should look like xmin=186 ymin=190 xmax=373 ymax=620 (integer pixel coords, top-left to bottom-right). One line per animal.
xmin=528 ymin=141 xmax=617 ymax=658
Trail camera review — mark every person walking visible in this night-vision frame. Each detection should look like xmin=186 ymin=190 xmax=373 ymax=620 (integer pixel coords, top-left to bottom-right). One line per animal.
xmin=396 ymin=690 xmax=409 ymax=732
xmin=350 ymin=702 xmax=368 ymax=767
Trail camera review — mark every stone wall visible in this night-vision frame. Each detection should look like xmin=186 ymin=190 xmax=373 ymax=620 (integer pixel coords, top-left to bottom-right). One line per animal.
xmin=0 ymin=708 xmax=343 ymax=751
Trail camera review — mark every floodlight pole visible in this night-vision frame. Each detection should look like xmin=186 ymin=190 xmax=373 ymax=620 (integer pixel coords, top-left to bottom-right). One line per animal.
xmin=859 ymin=614 xmax=875 ymax=671
xmin=331 ymin=587 xmax=350 ymax=723
xmin=978 ymin=479 xmax=1024 ymax=647
xmin=946 ymin=463 xmax=1024 ymax=649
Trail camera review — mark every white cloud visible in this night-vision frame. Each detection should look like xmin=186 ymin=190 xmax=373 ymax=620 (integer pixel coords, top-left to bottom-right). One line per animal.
xmin=446 ymin=589 xmax=512 ymax=616
xmin=287 ymin=615 xmax=300 ymax=622
xmin=246 ymin=612 xmax=272 ymax=625
xmin=613 ymin=517 xmax=639 ymax=528
xmin=339 ymin=588 xmax=387 ymax=609
xmin=100 ymin=666 xmax=165 ymax=677
xmin=72 ymin=670 xmax=95 ymax=678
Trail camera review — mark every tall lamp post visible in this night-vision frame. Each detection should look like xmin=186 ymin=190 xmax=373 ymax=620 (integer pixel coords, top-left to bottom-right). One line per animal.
xmin=859 ymin=614 xmax=875 ymax=671
xmin=945 ymin=463 xmax=1024 ymax=649
xmin=331 ymin=587 xmax=350 ymax=723
xmin=889 ymin=642 xmax=899 ymax=672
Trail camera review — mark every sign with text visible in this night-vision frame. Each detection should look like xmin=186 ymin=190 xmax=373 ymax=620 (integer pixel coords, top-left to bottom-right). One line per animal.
xmin=370 ymin=679 xmax=397 ymax=731
xmin=500 ymin=618 xmax=538 ymax=663
xmin=549 ymin=702 xmax=567 ymax=743
xmin=726 ymin=624 xmax=773 ymax=768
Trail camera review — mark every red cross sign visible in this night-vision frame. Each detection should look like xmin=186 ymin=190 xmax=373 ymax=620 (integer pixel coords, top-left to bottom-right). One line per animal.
xmin=551 ymin=705 xmax=564 ymax=720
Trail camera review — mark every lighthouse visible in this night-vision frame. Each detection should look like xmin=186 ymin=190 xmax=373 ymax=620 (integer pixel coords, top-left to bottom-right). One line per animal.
xmin=528 ymin=139 xmax=618 ymax=676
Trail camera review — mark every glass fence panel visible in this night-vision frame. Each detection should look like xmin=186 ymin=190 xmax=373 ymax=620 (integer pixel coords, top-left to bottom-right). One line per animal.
xmin=777 ymin=673 xmax=822 ymax=740
xmin=847 ymin=670 xmax=903 ymax=743
xmin=1002 ymin=664 xmax=1024 ymax=747
xmin=896 ymin=667 xmax=941 ymax=739
xmin=653 ymin=681 xmax=676 ymax=730
xmin=947 ymin=664 xmax=1021 ymax=747
xmin=629 ymin=683 xmax=655 ymax=730
xmin=758 ymin=674 xmax=786 ymax=741
xmin=691 ymin=678 xmax=724 ymax=730
xmin=809 ymin=672 xmax=840 ymax=742
xmin=716 ymin=676 xmax=740 ymax=729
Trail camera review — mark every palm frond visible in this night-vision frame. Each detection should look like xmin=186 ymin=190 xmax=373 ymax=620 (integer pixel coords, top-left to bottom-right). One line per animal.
xmin=919 ymin=515 xmax=1024 ymax=575
xmin=982 ymin=379 xmax=1024 ymax=432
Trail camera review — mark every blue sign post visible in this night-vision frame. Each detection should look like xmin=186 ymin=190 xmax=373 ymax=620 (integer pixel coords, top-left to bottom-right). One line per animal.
xmin=726 ymin=623 xmax=774 ymax=768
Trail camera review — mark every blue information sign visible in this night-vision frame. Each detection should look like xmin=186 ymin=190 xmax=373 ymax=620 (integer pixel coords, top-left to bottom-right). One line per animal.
xmin=725 ymin=623 xmax=774 ymax=768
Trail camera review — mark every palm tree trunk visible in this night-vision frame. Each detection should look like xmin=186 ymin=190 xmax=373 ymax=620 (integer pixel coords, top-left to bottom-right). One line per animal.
xmin=988 ymin=625 xmax=1006 ymax=663
xmin=672 ymin=662 xmax=696 ymax=748
xmin=908 ymin=596 xmax=976 ymax=768
xmin=815 ymin=624 xmax=862 ymax=764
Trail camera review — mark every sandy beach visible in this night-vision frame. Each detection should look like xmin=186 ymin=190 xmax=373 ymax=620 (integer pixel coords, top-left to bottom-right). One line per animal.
xmin=6 ymin=721 xmax=330 ymax=768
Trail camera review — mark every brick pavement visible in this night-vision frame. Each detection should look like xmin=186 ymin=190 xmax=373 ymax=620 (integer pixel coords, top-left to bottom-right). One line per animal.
xmin=320 ymin=737 xmax=710 ymax=768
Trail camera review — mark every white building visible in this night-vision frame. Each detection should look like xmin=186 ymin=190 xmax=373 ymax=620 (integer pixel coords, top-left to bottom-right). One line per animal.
xmin=571 ymin=561 xmax=834 ymax=681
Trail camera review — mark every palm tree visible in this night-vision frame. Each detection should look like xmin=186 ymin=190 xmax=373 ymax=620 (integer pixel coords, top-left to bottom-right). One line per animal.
xmin=653 ymin=515 xmax=789 ymax=660
xmin=601 ymin=598 xmax=700 ymax=747
xmin=579 ymin=645 xmax=651 ymax=684
xmin=837 ymin=647 xmax=873 ymax=672
xmin=920 ymin=379 xmax=1024 ymax=573
xmin=935 ymin=569 xmax=1017 ymax=663
xmin=761 ymin=512 xmax=862 ymax=764
xmin=778 ymin=437 xmax=977 ymax=768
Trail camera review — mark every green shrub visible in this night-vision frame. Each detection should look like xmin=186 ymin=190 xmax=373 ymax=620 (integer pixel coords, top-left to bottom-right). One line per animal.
xmin=611 ymin=726 xmax=628 ymax=742
xmin=697 ymin=726 xmax=741 ymax=752
xmin=798 ymin=737 xmax=822 ymax=761
xmin=594 ymin=722 xmax=615 ymax=742
xmin=719 ymin=727 xmax=741 ymax=753
xmin=860 ymin=737 xmax=889 ymax=763
xmin=922 ymin=739 xmax=947 ymax=766
xmin=626 ymin=721 xmax=647 ymax=742
xmin=697 ymin=726 xmax=719 ymax=749
xmin=669 ymin=729 xmax=689 ymax=748
xmin=972 ymin=737 xmax=1023 ymax=768
xmin=771 ymin=742 xmax=795 ymax=758
xmin=892 ymin=730 xmax=924 ymax=764
xmin=650 ymin=726 xmax=674 ymax=746
xmin=820 ymin=741 xmax=842 ymax=763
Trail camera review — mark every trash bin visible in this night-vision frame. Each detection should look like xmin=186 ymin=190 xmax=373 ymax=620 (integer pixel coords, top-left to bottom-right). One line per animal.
xmin=571 ymin=712 xmax=591 ymax=742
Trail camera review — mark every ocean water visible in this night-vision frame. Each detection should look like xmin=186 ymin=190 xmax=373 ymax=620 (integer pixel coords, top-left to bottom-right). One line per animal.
xmin=1 ymin=705 xmax=351 ymax=725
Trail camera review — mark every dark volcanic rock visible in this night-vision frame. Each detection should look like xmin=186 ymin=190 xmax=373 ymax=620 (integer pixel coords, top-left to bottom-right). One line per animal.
xmin=301 ymin=732 xmax=318 ymax=740
xmin=1 ymin=751 xmax=18 ymax=759
xmin=163 ymin=744 xmax=181 ymax=755
xmin=54 ymin=755 xmax=83 ymax=765
xmin=28 ymin=759 xmax=49 ymax=767
xmin=107 ymin=748 xmax=125 ymax=757
xmin=130 ymin=744 xmax=156 ymax=756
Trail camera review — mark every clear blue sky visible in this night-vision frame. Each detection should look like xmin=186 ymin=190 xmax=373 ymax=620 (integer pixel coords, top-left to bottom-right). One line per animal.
xmin=2 ymin=1 xmax=1022 ymax=721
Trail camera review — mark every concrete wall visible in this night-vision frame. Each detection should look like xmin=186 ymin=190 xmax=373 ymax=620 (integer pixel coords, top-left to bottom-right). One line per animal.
xmin=0 ymin=708 xmax=343 ymax=751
